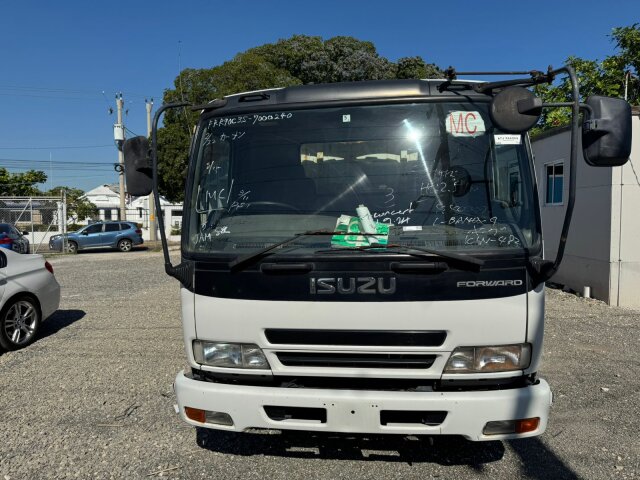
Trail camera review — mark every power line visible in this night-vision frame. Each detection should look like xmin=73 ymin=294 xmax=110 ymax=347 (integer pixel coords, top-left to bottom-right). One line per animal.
xmin=0 ymin=174 xmax=114 ymax=185
xmin=0 ymin=92 xmax=106 ymax=101
xmin=124 ymin=126 xmax=140 ymax=137
xmin=1 ymin=158 xmax=116 ymax=166
xmin=0 ymin=144 xmax=112 ymax=150
xmin=0 ymin=84 xmax=162 ymax=100
xmin=629 ymin=161 xmax=640 ymax=188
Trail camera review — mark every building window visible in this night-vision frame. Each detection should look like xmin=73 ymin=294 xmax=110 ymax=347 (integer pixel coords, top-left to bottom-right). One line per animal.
xmin=104 ymin=208 xmax=112 ymax=220
xmin=545 ymin=163 xmax=564 ymax=205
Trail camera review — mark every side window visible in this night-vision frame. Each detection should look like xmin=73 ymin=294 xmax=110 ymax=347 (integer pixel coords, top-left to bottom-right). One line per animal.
xmin=104 ymin=224 xmax=119 ymax=232
xmin=493 ymin=146 xmax=522 ymax=207
xmin=119 ymin=223 xmax=131 ymax=231
xmin=545 ymin=162 xmax=564 ymax=205
xmin=194 ymin=139 xmax=231 ymax=215
xmin=85 ymin=224 xmax=103 ymax=234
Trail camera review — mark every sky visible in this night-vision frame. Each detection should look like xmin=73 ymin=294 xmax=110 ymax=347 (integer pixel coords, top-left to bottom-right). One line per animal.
xmin=0 ymin=0 xmax=637 ymax=192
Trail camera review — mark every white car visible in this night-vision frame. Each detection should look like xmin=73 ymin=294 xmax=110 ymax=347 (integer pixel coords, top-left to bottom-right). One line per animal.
xmin=0 ymin=249 xmax=60 ymax=350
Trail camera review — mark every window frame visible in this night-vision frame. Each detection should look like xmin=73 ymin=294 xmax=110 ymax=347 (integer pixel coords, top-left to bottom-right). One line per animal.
xmin=83 ymin=224 xmax=104 ymax=234
xmin=544 ymin=161 xmax=564 ymax=206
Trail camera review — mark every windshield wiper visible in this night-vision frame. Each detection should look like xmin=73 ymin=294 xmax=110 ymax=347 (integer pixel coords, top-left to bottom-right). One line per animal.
xmin=228 ymin=230 xmax=381 ymax=273
xmin=317 ymin=243 xmax=484 ymax=270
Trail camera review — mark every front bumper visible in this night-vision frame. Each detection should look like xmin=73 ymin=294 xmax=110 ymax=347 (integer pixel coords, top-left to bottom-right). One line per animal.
xmin=174 ymin=371 xmax=552 ymax=441
xmin=48 ymin=238 xmax=62 ymax=251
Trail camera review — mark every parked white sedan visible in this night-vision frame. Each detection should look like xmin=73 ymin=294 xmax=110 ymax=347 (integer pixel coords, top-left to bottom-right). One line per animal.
xmin=0 ymin=249 xmax=60 ymax=350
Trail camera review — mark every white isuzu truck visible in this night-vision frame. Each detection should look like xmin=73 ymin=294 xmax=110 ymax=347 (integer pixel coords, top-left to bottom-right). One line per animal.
xmin=123 ymin=66 xmax=631 ymax=441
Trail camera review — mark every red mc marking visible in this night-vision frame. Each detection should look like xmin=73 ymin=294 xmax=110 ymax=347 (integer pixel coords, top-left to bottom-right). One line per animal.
xmin=449 ymin=112 xmax=478 ymax=134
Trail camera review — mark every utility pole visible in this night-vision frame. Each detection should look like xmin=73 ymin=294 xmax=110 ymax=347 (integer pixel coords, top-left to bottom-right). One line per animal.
xmin=116 ymin=93 xmax=127 ymax=221
xmin=146 ymin=98 xmax=157 ymax=242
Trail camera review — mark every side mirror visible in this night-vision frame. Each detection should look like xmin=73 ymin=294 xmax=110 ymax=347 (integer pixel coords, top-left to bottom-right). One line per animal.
xmin=582 ymin=96 xmax=632 ymax=167
xmin=490 ymin=86 xmax=542 ymax=133
xmin=123 ymin=136 xmax=153 ymax=196
xmin=81 ymin=231 xmax=89 ymax=236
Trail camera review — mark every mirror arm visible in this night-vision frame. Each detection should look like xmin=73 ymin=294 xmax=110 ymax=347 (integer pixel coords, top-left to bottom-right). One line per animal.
xmin=541 ymin=102 xmax=593 ymax=117
xmin=150 ymin=102 xmax=194 ymax=287
xmin=530 ymin=65 xmax=580 ymax=285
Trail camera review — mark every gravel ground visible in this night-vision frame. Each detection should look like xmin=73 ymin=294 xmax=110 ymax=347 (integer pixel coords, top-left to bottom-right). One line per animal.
xmin=0 ymin=249 xmax=638 ymax=479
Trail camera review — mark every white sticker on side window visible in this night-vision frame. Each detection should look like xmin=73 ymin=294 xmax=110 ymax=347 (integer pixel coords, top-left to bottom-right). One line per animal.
xmin=494 ymin=134 xmax=522 ymax=145
xmin=446 ymin=111 xmax=485 ymax=137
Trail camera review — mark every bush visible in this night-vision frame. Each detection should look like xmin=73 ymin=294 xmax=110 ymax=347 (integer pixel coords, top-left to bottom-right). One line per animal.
xmin=170 ymin=227 xmax=181 ymax=235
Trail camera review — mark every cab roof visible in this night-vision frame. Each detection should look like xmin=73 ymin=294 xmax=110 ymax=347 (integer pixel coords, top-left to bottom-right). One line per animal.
xmin=208 ymin=79 xmax=493 ymax=115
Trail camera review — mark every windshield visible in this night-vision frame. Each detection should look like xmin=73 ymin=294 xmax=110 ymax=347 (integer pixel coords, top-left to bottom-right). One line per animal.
xmin=186 ymin=102 xmax=540 ymax=257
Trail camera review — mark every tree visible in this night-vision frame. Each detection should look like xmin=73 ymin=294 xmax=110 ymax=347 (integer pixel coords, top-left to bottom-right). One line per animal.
xmin=157 ymin=35 xmax=440 ymax=201
xmin=46 ymin=187 xmax=97 ymax=222
xmin=0 ymin=168 xmax=47 ymax=196
xmin=396 ymin=56 xmax=442 ymax=79
xmin=249 ymin=35 xmax=397 ymax=84
xmin=158 ymin=53 xmax=302 ymax=200
xmin=534 ymin=24 xmax=640 ymax=134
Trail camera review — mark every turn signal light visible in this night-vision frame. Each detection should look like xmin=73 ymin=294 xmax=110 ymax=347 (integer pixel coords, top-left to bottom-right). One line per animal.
xmin=184 ymin=406 xmax=206 ymax=423
xmin=515 ymin=417 xmax=540 ymax=433
xmin=183 ymin=407 xmax=234 ymax=426
xmin=483 ymin=417 xmax=540 ymax=435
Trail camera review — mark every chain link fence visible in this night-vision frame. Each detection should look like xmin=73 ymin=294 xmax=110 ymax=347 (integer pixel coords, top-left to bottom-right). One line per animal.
xmin=1 ymin=196 xmax=183 ymax=254
xmin=0 ymin=196 xmax=67 ymax=253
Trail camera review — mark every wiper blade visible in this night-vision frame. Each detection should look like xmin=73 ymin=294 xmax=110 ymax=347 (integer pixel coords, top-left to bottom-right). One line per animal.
xmin=228 ymin=230 xmax=380 ymax=272
xmin=317 ymin=243 xmax=484 ymax=269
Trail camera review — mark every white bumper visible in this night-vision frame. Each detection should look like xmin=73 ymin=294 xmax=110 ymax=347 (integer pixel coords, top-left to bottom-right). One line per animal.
xmin=174 ymin=371 xmax=552 ymax=441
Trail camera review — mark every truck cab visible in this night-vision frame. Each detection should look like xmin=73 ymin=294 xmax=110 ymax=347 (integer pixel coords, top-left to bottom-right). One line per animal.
xmin=123 ymin=69 xmax=631 ymax=441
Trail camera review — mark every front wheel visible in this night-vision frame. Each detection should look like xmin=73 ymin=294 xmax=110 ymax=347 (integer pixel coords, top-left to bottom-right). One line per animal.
xmin=0 ymin=296 xmax=41 ymax=351
xmin=118 ymin=239 xmax=133 ymax=252
xmin=66 ymin=241 xmax=78 ymax=254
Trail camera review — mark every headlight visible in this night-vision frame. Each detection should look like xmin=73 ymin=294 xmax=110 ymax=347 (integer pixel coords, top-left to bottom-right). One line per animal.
xmin=193 ymin=341 xmax=270 ymax=369
xmin=443 ymin=344 xmax=531 ymax=373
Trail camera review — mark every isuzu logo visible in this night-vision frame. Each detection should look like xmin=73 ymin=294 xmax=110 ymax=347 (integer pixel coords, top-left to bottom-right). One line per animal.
xmin=310 ymin=277 xmax=396 ymax=295
xmin=457 ymin=280 xmax=523 ymax=288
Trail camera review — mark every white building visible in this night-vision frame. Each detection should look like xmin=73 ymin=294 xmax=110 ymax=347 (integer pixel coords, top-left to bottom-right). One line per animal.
xmin=81 ymin=184 xmax=183 ymax=240
xmin=531 ymin=108 xmax=640 ymax=308
xmin=81 ymin=184 xmax=120 ymax=222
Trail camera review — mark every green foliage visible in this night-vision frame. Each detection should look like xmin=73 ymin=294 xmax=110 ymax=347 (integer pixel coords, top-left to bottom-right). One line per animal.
xmin=533 ymin=24 xmax=640 ymax=134
xmin=249 ymin=35 xmax=396 ymax=84
xmin=396 ymin=56 xmax=442 ymax=79
xmin=0 ymin=168 xmax=47 ymax=196
xmin=157 ymin=35 xmax=439 ymax=201
xmin=612 ymin=23 xmax=640 ymax=77
xmin=46 ymin=186 xmax=97 ymax=222
xmin=159 ymin=52 xmax=302 ymax=199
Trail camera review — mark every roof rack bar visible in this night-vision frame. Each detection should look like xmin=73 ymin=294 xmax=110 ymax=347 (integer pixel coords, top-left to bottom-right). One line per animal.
xmin=444 ymin=67 xmax=550 ymax=81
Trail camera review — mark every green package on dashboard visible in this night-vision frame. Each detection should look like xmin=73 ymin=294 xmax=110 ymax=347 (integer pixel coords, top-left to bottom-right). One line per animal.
xmin=331 ymin=215 xmax=389 ymax=247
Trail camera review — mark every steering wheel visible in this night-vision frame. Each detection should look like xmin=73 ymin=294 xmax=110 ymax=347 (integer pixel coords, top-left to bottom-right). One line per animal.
xmin=248 ymin=201 xmax=302 ymax=213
